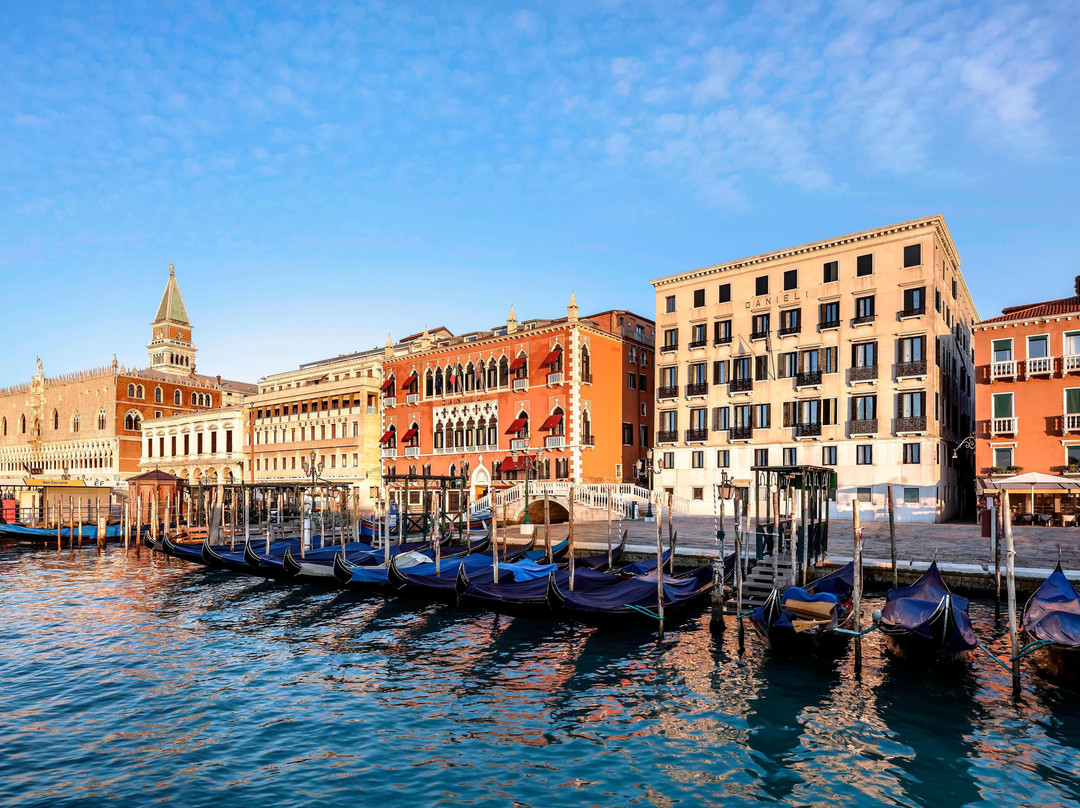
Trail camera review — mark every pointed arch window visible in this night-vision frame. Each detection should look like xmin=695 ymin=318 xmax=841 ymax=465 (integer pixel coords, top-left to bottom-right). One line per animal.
xmin=136 ymin=385 xmax=144 ymax=399
xmin=1 ymin=417 xmax=5 ymax=436
xmin=498 ymin=356 xmax=509 ymax=387
xmin=127 ymin=383 xmax=136 ymax=397
xmin=97 ymin=409 xmax=106 ymax=430
xmin=581 ymin=345 xmax=592 ymax=382
xmin=19 ymin=415 xmax=26 ymax=434
xmin=52 ymin=409 xmax=59 ymax=430
xmin=191 ymin=392 xmax=198 ymax=406
xmin=434 ymin=422 xmax=445 ymax=450
xmin=174 ymin=389 xmax=181 ymax=406
xmin=465 ymin=362 xmax=475 ymax=392
xmin=434 ymin=367 xmax=443 ymax=395
xmin=425 ymin=370 xmax=434 ymax=398
xmin=71 ymin=412 xmax=80 ymax=433
xmin=487 ymin=358 xmax=498 ymax=388
xmin=124 ymin=411 xmax=142 ymax=431
xmin=155 ymin=386 xmax=163 ymax=404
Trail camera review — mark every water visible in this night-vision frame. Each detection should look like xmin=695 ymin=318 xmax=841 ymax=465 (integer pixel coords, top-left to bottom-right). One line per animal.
xmin=2 ymin=548 xmax=1079 ymax=808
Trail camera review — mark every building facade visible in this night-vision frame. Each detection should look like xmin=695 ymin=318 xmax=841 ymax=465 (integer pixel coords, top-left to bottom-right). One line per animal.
xmin=650 ymin=215 xmax=977 ymax=522
xmin=973 ymin=281 xmax=1080 ymax=509
xmin=139 ymin=405 xmax=247 ymax=485
xmin=378 ymin=297 xmax=655 ymax=499
xmin=0 ymin=268 xmax=253 ymax=488
xmin=245 ymin=335 xmax=446 ymax=506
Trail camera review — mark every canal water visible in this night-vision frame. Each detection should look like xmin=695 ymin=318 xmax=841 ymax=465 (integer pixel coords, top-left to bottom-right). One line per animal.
xmin=1 ymin=548 xmax=1078 ymax=808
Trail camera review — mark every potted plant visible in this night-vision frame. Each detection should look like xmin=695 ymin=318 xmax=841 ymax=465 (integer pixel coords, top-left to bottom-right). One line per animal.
xmin=1006 ymin=465 xmax=1023 ymax=474
xmin=989 ymin=466 xmax=1005 ymax=475
xmin=1067 ymin=463 xmax=1080 ymax=475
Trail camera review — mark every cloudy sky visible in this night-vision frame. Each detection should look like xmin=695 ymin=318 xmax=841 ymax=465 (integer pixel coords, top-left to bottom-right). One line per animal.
xmin=1 ymin=1 xmax=1077 ymax=385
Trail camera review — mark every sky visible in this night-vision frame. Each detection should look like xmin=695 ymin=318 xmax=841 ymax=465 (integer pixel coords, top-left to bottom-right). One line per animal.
xmin=1 ymin=0 xmax=1078 ymax=386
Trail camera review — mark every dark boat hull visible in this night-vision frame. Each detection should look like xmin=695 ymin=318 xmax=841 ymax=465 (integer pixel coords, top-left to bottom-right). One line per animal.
xmin=1022 ymin=630 xmax=1080 ymax=683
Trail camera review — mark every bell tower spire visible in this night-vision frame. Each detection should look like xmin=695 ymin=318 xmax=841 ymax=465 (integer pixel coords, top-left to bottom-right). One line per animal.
xmin=148 ymin=263 xmax=197 ymax=373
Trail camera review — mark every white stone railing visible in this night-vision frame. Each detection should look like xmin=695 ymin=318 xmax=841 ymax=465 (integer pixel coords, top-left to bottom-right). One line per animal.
xmin=990 ymin=361 xmax=1016 ymax=380
xmin=469 ymin=481 xmax=691 ymax=518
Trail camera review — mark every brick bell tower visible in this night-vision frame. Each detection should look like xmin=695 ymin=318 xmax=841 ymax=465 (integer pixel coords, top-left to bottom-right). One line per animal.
xmin=148 ymin=264 xmax=196 ymax=373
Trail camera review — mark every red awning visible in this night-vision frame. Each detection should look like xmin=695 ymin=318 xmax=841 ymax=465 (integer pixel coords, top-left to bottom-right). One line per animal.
xmin=379 ymin=428 xmax=395 ymax=444
xmin=505 ymin=416 xmax=528 ymax=435
xmin=540 ymin=413 xmax=563 ymax=431
xmin=498 ymin=456 xmax=520 ymax=472
xmin=400 ymin=427 xmax=418 ymax=442
xmin=509 ymin=355 xmax=527 ymax=372
xmin=399 ymin=372 xmax=417 ymax=391
xmin=540 ymin=348 xmax=562 ymax=367
xmin=380 ymin=377 xmax=395 ymax=393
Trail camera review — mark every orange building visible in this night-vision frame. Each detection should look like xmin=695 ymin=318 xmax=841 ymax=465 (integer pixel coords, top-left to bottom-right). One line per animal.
xmin=379 ymin=296 xmax=655 ymax=499
xmin=973 ymin=279 xmax=1080 ymax=517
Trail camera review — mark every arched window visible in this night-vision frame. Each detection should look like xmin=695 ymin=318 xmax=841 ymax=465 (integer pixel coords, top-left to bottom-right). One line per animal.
xmin=547 ymin=343 xmax=564 ymax=373
xmin=191 ymin=392 xmax=198 ymax=405
xmin=71 ymin=412 xmax=80 ymax=433
xmin=448 ymin=463 xmax=456 ymax=478
xmin=434 ymin=421 xmax=444 ymax=449
xmin=425 ymin=370 xmax=434 ymax=398
xmin=514 ymin=411 xmax=529 ymax=437
xmin=546 ymin=406 xmax=565 ymax=436
xmin=33 ymin=419 xmax=41 ymax=437
xmin=476 ymin=417 xmax=486 ymax=447
xmin=174 ymin=390 xmax=181 ymax=406
xmin=19 ymin=415 xmax=26 ymax=434
xmin=406 ymin=422 xmax=420 ymax=447
xmin=498 ymin=356 xmax=509 ymax=387
xmin=454 ymin=420 xmax=465 ymax=448
xmin=581 ymin=345 xmax=592 ymax=382
xmin=514 ymin=352 xmax=528 ymax=379
xmin=629 ymin=346 xmax=637 ymax=364
xmin=445 ymin=364 xmax=456 ymax=393
xmin=582 ymin=409 xmax=593 ymax=443
xmin=127 ymin=383 xmax=135 ymax=397
xmin=97 ymin=409 xmax=106 ymax=430
xmin=487 ymin=358 xmax=498 ymax=388
xmin=52 ymin=409 xmax=59 ymax=430
xmin=136 ymin=385 xmax=144 ymax=399
xmin=124 ymin=411 xmax=142 ymax=431
xmin=434 ymin=367 xmax=443 ymax=395
xmin=465 ymin=418 xmax=475 ymax=447
xmin=465 ymin=362 xmax=475 ymax=392
xmin=1 ymin=417 xmax=5 ymax=436
xmin=154 ymin=386 xmax=163 ymax=404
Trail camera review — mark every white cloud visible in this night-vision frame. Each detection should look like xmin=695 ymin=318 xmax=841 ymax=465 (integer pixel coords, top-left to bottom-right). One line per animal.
xmin=690 ymin=46 xmax=744 ymax=105
xmin=605 ymin=132 xmax=632 ymax=163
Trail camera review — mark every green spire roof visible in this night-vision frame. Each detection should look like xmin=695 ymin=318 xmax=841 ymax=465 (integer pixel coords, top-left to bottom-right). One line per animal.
xmin=154 ymin=264 xmax=190 ymax=325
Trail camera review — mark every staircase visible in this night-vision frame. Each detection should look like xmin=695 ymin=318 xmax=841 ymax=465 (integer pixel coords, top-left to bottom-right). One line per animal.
xmin=739 ymin=554 xmax=795 ymax=608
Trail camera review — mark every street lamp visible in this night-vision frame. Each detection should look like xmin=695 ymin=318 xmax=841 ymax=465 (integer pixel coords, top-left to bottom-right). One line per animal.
xmin=952 ymin=433 xmax=976 ymax=460
xmin=644 ymin=448 xmax=662 ymax=519
xmin=301 ymin=449 xmax=325 ymax=514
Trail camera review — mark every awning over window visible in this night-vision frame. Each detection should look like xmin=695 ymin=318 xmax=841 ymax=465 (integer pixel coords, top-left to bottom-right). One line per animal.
xmin=498 ymin=456 xmax=521 ymax=472
xmin=400 ymin=427 xmax=418 ymax=442
xmin=380 ymin=377 xmax=395 ymax=393
xmin=540 ymin=348 xmax=562 ymax=367
xmin=505 ymin=416 xmax=528 ymax=435
xmin=379 ymin=428 xmax=395 ymax=444
xmin=540 ymin=413 xmax=563 ymax=431
xmin=509 ymin=355 xmax=527 ymax=372
xmin=399 ymin=372 xmax=418 ymax=390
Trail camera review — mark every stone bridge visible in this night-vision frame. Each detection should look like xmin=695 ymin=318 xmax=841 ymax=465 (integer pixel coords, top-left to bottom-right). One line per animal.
xmin=470 ymin=482 xmax=689 ymax=525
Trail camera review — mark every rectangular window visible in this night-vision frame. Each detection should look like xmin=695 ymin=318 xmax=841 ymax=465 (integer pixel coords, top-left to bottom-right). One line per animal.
xmin=714 ymin=319 xmax=732 ymax=343
xmin=903 ymin=443 xmax=921 ymax=464
xmin=782 ymin=447 xmax=797 ymax=465
xmin=1067 ymin=445 xmax=1080 ymax=466
xmin=822 ymin=446 xmax=837 ymax=466
xmin=952 ymin=279 xmax=958 ymax=300
xmin=851 ymin=394 xmax=877 ymax=421
xmin=823 ymin=261 xmax=838 ymax=283
xmin=717 ymin=450 xmax=730 ymax=468
xmin=779 ymin=308 xmax=801 ymax=333
xmin=856 ymin=254 xmax=873 ymax=276
xmin=1028 ymin=335 xmax=1049 ymax=358
xmin=752 ymin=313 xmax=770 ymax=338
xmin=693 ymin=288 xmax=706 ymax=308
xmin=623 ymin=423 xmax=633 ymax=445
xmin=712 ymin=406 xmax=730 ymax=431
xmin=904 ymin=244 xmax=922 ymax=267
xmin=992 ymin=338 xmax=1013 ymax=361
xmin=734 ymin=405 xmax=752 ymax=429
xmin=783 ymin=269 xmax=798 ymax=290
xmin=661 ymin=366 xmax=678 ymax=388
xmin=663 ymin=451 xmax=674 ymax=469
xmin=665 ymin=295 xmax=675 ymax=313
xmin=1065 ymin=331 xmax=1080 ymax=357
xmin=935 ymin=289 xmax=942 ymax=313
xmin=754 ymin=448 xmax=769 ymax=467
xmin=627 ymin=372 xmax=637 ymax=390
xmin=733 ymin=356 xmax=751 ymax=381
xmin=640 ymin=424 xmax=647 ymax=446
xmin=753 ymin=403 xmax=770 ymax=429
xmin=689 ymin=407 xmax=708 ymax=431
xmin=755 ymin=276 xmax=769 ymax=296
xmin=689 ymin=362 xmax=707 ymax=384
xmin=823 ymin=347 xmax=839 ymax=374
xmin=992 ymin=392 xmax=1014 ymax=418
xmin=855 ymin=295 xmax=875 ymax=319
xmin=904 ymin=487 xmax=920 ymax=503
xmin=712 ymin=360 xmax=729 ymax=385
xmin=993 ymin=447 xmax=1014 ymax=469
xmin=660 ymin=411 xmax=677 ymax=431
xmin=692 ymin=451 xmax=704 ymax=469
xmin=693 ymin=487 xmax=704 ymax=501
xmin=718 ymin=283 xmax=731 ymax=304
xmin=639 ymin=373 xmax=647 ymax=391
xmin=898 ymin=335 xmax=925 ymax=362
xmin=822 ymin=398 xmax=837 ymax=425
xmin=691 ymin=323 xmax=706 ymax=344
xmin=819 ymin=301 xmax=840 ymax=327
xmin=755 ymin=356 xmax=769 ymax=381
xmin=663 ymin=328 xmax=678 ymax=349
xmin=852 ymin=342 xmax=877 ymax=367
xmin=778 ymin=352 xmax=798 ymax=378
xmin=903 ymin=287 xmax=925 ymax=313
xmin=898 ymin=391 xmax=925 ymax=418
xmin=857 ymin=487 xmax=872 ymax=502
xmin=1067 ymin=389 xmax=1080 ymax=416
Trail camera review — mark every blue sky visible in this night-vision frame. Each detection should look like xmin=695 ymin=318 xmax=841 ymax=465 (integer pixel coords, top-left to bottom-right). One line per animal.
xmin=1 ymin=1 xmax=1078 ymax=386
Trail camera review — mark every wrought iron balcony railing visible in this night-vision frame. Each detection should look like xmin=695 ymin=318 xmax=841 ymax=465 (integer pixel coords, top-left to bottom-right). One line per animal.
xmin=896 ymin=360 xmax=927 ymax=379
xmin=656 ymin=430 xmax=678 ymax=443
xmin=795 ymin=370 xmax=822 ymax=388
xmin=728 ymin=425 xmax=753 ymax=441
xmin=848 ymin=365 xmax=878 ymax=383
xmin=685 ymin=382 xmax=708 ymax=397
xmin=658 ymin=385 xmax=679 ymax=400
xmin=795 ymin=422 xmax=822 ymax=437
xmin=729 ymin=378 xmax=753 ymax=394
xmin=896 ymin=416 xmax=927 ymax=434
xmin=850 ymin=419 xmax=878 ymax=435
xmin=685 ymin=429 xmax=708 ymax=443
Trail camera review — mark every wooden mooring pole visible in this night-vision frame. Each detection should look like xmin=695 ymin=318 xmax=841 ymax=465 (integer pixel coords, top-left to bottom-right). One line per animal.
xmin=568 ymin=486 xmax=576 ymax=591
xmin=734 ymin=506 xmax=744 ymax=653
xmin=1003 ymin=490 xmax=1021 ymax=696
xmin=656 ymin=501 xmax=665 ymax=640
xmin=887 ymin=484 xmax=898 ymax=590
xmin=544 ymin=491 xmax=551 ymax=564
xmin=852 ymin=502 xmax=864 ymax=676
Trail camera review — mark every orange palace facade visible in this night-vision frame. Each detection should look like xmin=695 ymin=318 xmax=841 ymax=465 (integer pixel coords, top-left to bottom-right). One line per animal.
xmin=378 ymin=297 xmax=655 ymax=498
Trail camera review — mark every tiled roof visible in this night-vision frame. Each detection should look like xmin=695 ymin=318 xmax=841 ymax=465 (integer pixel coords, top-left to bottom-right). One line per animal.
xmin=979 ymin=295 xmax=1080 ymax=324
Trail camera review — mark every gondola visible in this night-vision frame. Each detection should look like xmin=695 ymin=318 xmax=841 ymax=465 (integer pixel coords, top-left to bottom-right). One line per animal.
xmin=387 ymin=538 xmax=535 ymax=602
xmin=358 ymin=511 xmax=490 ymax=538
xmin=878 ymin=561 xmax=978 ymax=664
xmin=620 ymin=550 xmax=672 ymax=577
xmin=457 ymin=565 xmax=621 ymax=618
xmin=201 ymin=535 xmax=265 ymax=572
xmin=523 ymin=538 xmax=570 ymax=564
xmin=332 ymin=534 xmax=493 ymax=592
xmin=548 ymin=565 xmax=714 ymax=626
xmin=284 ymin=533 xmax=486 ymax=581
xmin=0 ymin=522 xmax=126 ymax=541
xmin=747 ymin=563 xmax=855 ymax=658
xmin=576 ymin=531 xmax=627 ymax=572
xmin=1021 ymin=564 xmax=1080 ymax=682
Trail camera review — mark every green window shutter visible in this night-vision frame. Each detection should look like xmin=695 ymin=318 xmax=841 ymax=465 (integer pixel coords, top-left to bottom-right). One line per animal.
xmin=1067 ymin=389 xmax=1080 ymax=415
xmin=993 ymin=394 xmax=1013 ymax=418
xmin=992 ymin=339 xmax=1011 ymax=354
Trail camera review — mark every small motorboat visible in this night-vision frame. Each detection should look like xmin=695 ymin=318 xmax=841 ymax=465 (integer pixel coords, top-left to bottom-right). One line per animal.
xmin=878 ymin=561 xmax=978 ymax=664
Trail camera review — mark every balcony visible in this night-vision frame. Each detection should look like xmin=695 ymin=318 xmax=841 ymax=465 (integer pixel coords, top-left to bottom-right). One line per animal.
xmin=729 ymin=378 xmax=753 ymax=394
xmin=544 ymin=435 xmax=565 ymax=449
xmin=991 ymin=417 xmax=1017 ymax=435
xmin=714 ymin=335 xmax=732 ymax=346
xmin=383 ymin=396 xmax=397 ymax=408
xmin=899 ymin=306 xmax=925 ymax=319
xmin=795 ymin=370 xmax=822 ymax=388
xmin=688 ymin=339 xmax=707 ymax=350
xmin=656 ymin=430 xmax=678 ymax=444
xmin=1026 ymin=356 xmax=1053 ymax=376
xmin=546 ymin=372 xmax=564 ymax=386
xmin=658 ymin=385 xmax=679 ymax=400
xmin=685 ymin=382 xmax=708 ymax=398
xmin=848 ymin=365 xmax=878 ymax=383
xmin=404 ymin=446 xmax=420 ymax=458
xmin=896 ymin=416 xmax=927 ymax=434
xmin=750 ymin=330 xmax=769 ymax=341
xmin=660 ymin=343 xmax=678 ymax=354
xmin=512 ymin=378 xmax=529 ymax=392
xmin=852 ymin=314 xmax=876 ymax=326
xmin=1065 ymin=354 xmax=1080 ymax=374
xmin=818 ymin=319 xmax=840 ymax=331
xmin=622 ymin=326 xmax=655 ymax=347
xmin=510 ymin=438 xmax=530 ymax=451
xmin=850 ymin=419 xmax=878 ymax=435
xmin=728 ymin=425 xmax=753 ymax=442
xmin=406 ymin=394 xmax=419 ymax=405
xmin=896 ymin=360 xmax=927 ymax=379
xmin=1065 ymin=414 xmax=1080 ymax=433
xmin=778 ymin=324 xmax=801 ymax=337
xmin=685 ymin=428 xmax=708 ymax=443
xmin=381 ymin=447 xmax=398 ymax=458
xmin=795 ymin=422 xmax=822 ymax=438
xmin=990 ymin=360 xmax=1016 ymax=380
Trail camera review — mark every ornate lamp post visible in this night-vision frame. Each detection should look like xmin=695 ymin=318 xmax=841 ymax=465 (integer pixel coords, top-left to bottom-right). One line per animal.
xmin=644 ymin=448 xmax=662 ymax=519
xmin=301 ymin=449 xmax=325 ymax=516
xmin=717 ymin=470 xmax=736 ymax=543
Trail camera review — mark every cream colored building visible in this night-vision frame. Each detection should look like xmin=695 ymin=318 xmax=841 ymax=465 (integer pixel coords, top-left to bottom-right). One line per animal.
xmin=138 ymin=405 xmax=247 ymax=485
xmin=650 ymin=215 xmax=977 ymax=523
xmin=247 ymin=334 xmax=443 ymax=506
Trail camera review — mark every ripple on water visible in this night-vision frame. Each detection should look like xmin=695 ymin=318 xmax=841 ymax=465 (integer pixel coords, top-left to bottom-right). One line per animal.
xmin=1 ymin=548 xmax=1080 ymax=807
